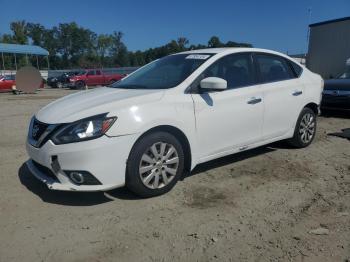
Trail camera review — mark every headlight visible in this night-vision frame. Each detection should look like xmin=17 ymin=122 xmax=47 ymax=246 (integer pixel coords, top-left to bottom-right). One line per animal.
xmin=51 ymin=114 xmax=117 ymax=144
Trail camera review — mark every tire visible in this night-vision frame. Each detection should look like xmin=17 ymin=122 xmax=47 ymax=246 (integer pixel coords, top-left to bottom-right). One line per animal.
xmin=288 ymin=107 xmax=317 ymax=148
xmin=75 ymin=81 xmax=85 ymax=89
xmin=126 ymin=131 xmax=184 ymax=198
xmin=56 ymin=82 xmax=63 ymax=88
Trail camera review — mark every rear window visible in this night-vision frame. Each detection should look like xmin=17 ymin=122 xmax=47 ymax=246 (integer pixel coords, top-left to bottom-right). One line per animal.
xmin=255 ymin=54 xmax=294 ymax=83
xmin=289 ymin=61 xmax=303 ymax=77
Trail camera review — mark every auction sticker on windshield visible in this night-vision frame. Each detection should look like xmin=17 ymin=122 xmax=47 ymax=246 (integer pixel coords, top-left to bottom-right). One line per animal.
xmin=186 ymin=54 xmax=210 ymax=60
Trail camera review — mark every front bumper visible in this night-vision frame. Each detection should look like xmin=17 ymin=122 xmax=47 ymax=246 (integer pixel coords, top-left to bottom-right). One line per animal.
xmin=26 ymin=134 xmax=138 ymax=191
xmin=67 ymin=82 xmax=77 ymax=88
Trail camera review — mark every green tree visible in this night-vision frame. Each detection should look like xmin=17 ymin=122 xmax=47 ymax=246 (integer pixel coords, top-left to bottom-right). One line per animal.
xmin=177 ymin=37 xmax=189 ymax=50
xmin=10 ymin=21 xmax=28 ymax=44
xmin=26 ymin=23 xmax=45 ymax=45
xmin=97 ymin=34 xmax=113 ymax=66
xmin=1 ymin=21 xmax=253 ymax=69
xmin=208 ymin=36 xmax=223 ymax=48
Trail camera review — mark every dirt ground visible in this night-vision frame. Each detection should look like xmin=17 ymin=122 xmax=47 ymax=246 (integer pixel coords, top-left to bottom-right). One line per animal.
xmin=0 ymin=88 xmax=349 ymax=262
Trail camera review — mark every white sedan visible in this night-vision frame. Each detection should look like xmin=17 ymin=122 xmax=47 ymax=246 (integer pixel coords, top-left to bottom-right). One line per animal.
xmin=26 ymin=48 xmax=323 ymax=197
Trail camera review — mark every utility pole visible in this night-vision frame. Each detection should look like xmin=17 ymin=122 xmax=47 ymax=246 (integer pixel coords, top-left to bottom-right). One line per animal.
xmin=306 ymin=7 xmax=312 ymax=50
xmin=305 ymin=7 xmax=312 ymax=65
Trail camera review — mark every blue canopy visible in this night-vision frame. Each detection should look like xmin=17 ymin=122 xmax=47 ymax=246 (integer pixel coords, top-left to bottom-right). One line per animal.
xmin=0 ymin=43 xmax=49 ymax=56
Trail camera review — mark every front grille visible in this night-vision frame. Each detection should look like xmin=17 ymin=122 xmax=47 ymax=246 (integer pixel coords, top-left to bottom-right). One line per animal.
xmin=32 ymin=119 xmax=49 ymax=141
xmin=32 ymin=160 xmax=58 ymax=181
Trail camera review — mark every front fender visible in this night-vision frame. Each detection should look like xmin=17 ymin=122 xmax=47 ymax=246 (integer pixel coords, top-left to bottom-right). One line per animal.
xmin=106 ymin=93 xmax=198 ymax=168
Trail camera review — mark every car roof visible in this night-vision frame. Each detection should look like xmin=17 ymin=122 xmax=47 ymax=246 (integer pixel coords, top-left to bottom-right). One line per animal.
xmin=178 ymin=47 xmax=289 ymax=57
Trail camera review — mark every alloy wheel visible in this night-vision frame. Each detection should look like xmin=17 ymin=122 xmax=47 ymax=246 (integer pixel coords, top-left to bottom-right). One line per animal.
xmin=299 ymin=113 xmax=315 ymax=144
xmin=139 ymin=142 xmax=179 ymax=189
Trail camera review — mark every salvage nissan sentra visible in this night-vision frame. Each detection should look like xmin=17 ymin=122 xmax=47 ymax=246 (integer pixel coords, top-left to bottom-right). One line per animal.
xmin=26 ymin=48 xmax=323 ymax=197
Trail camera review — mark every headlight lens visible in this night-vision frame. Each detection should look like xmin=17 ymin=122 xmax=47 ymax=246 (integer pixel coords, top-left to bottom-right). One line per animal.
xmin=51 ymin=114 xmax=117 ymax=144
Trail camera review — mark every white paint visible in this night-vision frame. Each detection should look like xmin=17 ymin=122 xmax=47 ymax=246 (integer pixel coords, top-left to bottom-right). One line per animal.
xmin=26 ymin=48 xmax=323 ymax=192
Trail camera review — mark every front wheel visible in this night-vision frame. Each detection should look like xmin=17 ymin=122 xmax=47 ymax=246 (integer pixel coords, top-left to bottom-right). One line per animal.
xmin=75 ymin=81 xmax=85 ymax=89
xmin=126 ymin=132 xmax=184 ymax=198
xmin=288 ymin=107 xmax=317 ymax=148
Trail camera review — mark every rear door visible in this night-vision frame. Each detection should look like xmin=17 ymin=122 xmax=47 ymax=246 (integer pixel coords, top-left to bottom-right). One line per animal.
xmin=254 ymin=53 xmax=304 ymax=140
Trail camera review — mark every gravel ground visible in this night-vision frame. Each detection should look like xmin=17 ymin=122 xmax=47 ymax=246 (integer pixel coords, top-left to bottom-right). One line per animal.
xmin=0 ymin=89 xmax=349 ymax=262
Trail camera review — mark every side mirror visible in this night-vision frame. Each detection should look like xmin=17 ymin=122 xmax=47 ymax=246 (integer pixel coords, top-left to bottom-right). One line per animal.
xmin=200 ymin=77 xmax=227 ymax=91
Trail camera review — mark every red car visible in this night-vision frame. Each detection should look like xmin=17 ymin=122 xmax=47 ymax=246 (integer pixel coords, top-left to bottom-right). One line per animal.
xmin=0 ymin=75 xmax=15 ymax=92
xmin=0 ymin=74 xmax=44 ymax=93
xmin=68 ymin=69 xmax=125 ymax=89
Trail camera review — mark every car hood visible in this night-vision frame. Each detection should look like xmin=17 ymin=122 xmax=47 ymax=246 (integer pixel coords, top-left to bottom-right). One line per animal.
xmin=324 ymin=79 xmax=350 ymax=91
xmin=36 ymin=87 xmax=164 ymax=124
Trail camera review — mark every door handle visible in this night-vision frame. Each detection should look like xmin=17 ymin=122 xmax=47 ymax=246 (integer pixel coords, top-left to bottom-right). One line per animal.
xmin=292 ymin=90 xmax=303 ymax=96
xmin=247 ymin=97 xmax=262 ymax=104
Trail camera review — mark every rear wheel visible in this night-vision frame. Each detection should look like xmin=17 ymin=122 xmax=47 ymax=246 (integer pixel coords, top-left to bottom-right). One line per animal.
xmin=56 ymin=82 xmax=63 ymax=88
xmin=126 ymin=131 xmax=184 ymax=197
xmin=288 ymin=107 xmax=317 ymax=148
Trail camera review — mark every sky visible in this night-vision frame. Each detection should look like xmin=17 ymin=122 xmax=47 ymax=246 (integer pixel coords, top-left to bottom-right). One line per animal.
xmin=0 ymin=0 xmax=349 ymax=54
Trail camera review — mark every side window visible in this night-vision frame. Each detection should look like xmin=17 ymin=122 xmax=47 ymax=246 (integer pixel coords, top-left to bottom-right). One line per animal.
xmin=5 ymin=75 xmax=15 ymax=80
xmin=96 ymin=70 xmax=101 ymax=75
xmin=87 ymin=70 xmax=95 ymax=76
xmin=255 ymin=54 xmax=293 ymax=83
xmin=200 ymin=53 xmax=255 ymax=89
xmin=289 ymin=61 xmax=303 ymax=77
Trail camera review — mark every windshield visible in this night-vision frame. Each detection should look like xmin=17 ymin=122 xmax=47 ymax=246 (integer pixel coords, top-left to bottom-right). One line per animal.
xmin=110 ymin=54 xmax=213 ymax=89
xmin=76 ymin=70 xmax=87 ymax=76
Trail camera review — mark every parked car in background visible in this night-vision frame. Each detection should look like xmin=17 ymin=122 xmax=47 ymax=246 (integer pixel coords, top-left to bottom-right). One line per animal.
xmin=26 ymin=48 xmax=323 ymax=197
xmin=0 ymin=74 xmax=45 ymax=93
xmin=0 ymin=74 xmax=15 ymax=92
xmin=47 ymin=71 xmax=81 ymax=88
xmin=321 ymin=72 xmax=350 ymax=112
xmin=68 ymin=69 xmax=125 ymax=89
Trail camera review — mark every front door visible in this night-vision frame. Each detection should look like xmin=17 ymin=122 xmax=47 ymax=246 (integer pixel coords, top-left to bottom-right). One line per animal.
xmin=86 ymin=70 xmax=99 ymax=85
xmin=191 ymin=53 xmax=264 ymax=160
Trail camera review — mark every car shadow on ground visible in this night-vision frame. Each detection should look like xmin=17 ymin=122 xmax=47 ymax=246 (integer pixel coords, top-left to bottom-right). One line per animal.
xmin=185 ymin=145 xmax=276 ymax=178
xmin=328 ymin=128 xmax=350 ymax=141
xmin=19 ymin=143 xmax=284 ymax=206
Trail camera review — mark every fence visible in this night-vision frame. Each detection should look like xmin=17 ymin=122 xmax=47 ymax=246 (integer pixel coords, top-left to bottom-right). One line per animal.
xmin=1 ymin=67 xmax=139 ymax=80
